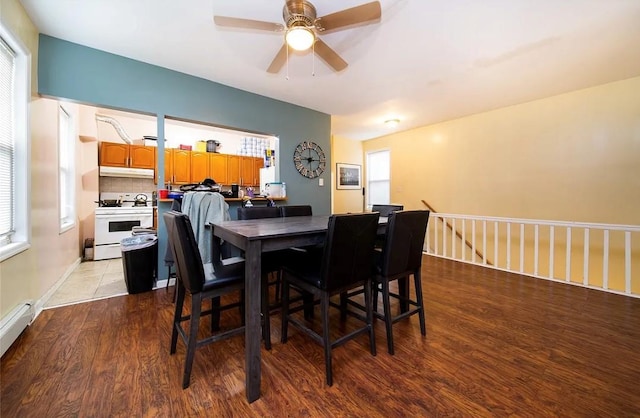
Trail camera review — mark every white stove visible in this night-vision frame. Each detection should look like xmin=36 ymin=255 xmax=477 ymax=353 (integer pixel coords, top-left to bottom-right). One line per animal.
xmin=94 ymin=192 xmax=154 ymax=260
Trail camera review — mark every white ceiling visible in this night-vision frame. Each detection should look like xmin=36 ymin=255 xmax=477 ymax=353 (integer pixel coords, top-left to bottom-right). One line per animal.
xmin=20 ymin=0 xmax=640 ymax=140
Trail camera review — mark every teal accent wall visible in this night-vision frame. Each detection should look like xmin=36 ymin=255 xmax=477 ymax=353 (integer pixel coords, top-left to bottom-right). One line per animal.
xmin=37 ymin=35 xmax=331 ymax=278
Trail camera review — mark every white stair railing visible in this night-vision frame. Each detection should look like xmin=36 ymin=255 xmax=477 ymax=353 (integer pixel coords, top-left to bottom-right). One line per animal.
xmin=424 ymin=213 xmax=640 ymax=298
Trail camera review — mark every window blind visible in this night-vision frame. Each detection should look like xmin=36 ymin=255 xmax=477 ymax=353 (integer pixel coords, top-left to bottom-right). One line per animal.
xmin=0 ymin=37 xmax=15 ymax=244
xmin=367 ymin=150 xmax=390 ymax=207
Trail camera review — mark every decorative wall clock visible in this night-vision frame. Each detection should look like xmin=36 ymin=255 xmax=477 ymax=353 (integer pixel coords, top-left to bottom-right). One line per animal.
xmin=293 ymin=141 xmax=326 ymax=179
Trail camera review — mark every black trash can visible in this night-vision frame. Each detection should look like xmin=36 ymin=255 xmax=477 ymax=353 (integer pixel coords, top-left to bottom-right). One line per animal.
xmin=121 ymin=234 xmax=158 ymax=294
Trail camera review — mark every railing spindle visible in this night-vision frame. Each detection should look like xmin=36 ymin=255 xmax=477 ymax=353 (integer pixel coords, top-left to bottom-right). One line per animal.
xmin=603 ymin=229 xmax=609 ymax=290
xmin=534 ymin=224 xmax=539 ymax=276
xmin=549 ymin=226 xmax=555 ymax=280
xmin=472 ymin=220 xmax=477 ymax=263
xmin=625 ymin=231 xmax=631 ymax=294
xmin=583 ymin=228 xmax=590 ymax=286
xmin=482 ymin=220 xmax=487 ymax=265
xmin=520 ymin=223 xmax=525 ymax=273
xmin=452 ymin=219 xmax=456 ymax=259
xmin=566 ymin=227 xmax=572 ymax=283
xmin=507 ymin=223 xmax=511 ymax=270
xmin=461 ymin=220 xmax=466 ymax=261
xmin=494 ymin=222 xmax=499 ymax=267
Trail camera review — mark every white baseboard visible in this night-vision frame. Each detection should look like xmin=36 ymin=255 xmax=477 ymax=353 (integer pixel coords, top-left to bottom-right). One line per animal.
xmin=0 ymin=301 xmax=34 ymax=357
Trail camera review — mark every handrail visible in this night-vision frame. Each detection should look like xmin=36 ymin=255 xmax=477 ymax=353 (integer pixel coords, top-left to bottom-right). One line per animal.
xmin=421 ymin=199 xmax=491 ymax=265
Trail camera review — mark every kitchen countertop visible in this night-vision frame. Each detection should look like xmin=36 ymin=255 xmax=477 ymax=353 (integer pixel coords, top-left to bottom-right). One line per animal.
xmin=158 ymin=197 xmax=287 ymax=203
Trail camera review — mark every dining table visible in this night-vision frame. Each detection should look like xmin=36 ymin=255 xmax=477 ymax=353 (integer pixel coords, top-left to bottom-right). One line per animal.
xmin=212 ymin=214 xmax=387 ymax=402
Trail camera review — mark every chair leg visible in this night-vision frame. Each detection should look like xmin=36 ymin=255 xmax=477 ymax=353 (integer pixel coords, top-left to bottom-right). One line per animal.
xmin=274 ymin=270 xmax=282 ymax=303
xmin=261 ymin=274 xmax=272 ymax=350
xmin=171 ymin=281 xmax=185 ymax=354
xmin=398 ymin=276 xmax=409 ymax=313
xmin=382 ymin=279 xmax=394 ymax=355
xmin=364 ymin=278 xmax=376 ymax=356
xmin=321 ymin=293 xmax=333 ymax=386
xmin=211 ymin=296 xmax=221 ymax=332
xmin=281 ymin=278 xmax=290 ymax=343
xmin=372 ymin=281 xmax=380 ymax=315
xmin=339 ymin=292 xmax=348 ymax=320
xmin=303 ymin=293 xmax=315 ymax=320
xmin=183 ymin=293 xmax=202 ymax=389
xmin=414 ymin=270 xmax=426 ymax=336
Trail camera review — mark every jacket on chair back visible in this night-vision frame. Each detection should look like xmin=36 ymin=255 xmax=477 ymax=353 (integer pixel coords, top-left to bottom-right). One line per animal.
xmin=181 ymin=191 xmax=230 ymax=264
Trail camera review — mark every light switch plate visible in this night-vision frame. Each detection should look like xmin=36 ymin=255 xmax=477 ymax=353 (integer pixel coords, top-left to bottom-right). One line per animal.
xmin=319 ymin=178 xmax=324 ymax=186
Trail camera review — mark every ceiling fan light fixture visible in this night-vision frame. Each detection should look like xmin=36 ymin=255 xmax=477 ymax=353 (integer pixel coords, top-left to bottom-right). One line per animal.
xmin=286 ymin=26 xmax=315 ymax=51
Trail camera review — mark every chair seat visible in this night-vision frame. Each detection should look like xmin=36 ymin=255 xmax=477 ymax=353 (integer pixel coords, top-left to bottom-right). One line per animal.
xmin=202 ymin=263 xmax=244 ymax=291
xmin=282 ymin=253 xmax=323 ymax=289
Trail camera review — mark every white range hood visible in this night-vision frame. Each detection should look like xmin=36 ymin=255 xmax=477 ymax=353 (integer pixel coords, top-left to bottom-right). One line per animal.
xmin=99 ymin=166 xmax=154 ymax=179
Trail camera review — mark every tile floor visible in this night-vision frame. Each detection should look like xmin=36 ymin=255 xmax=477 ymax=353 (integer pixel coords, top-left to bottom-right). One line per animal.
xmin=44 ymin=258 xmax=129 ymax=308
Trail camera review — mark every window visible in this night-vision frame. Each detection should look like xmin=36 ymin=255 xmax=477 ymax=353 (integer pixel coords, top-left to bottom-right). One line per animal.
xmin=0 ymin=23 xmax=30 ymax=261
xmin=59 ymin=105 xmax=75 ymax=232
xmin=366 ymin=150 xmax=390 ymax=209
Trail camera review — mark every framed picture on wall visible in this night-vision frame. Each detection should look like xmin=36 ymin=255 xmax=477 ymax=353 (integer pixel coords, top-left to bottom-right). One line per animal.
xmin=336 ymin=163 xmax=361 ymax=189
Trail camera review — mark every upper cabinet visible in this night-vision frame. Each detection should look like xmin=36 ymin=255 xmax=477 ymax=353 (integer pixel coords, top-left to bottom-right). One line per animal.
xmin=99 ymin=142 xmax=155 ymax=169
xmin=210 ymin=153 xmax=228 ymax=185
xmin=190 ymin=151 xmax=209 ymax=183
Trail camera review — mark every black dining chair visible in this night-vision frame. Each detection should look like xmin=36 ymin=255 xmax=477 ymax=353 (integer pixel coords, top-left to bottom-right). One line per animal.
xmin=371 ymin=204 xmax=404 ymax=217
xmin=371 ymin=204 xmax=404 ymax=249
xmin=237 ymin=206 xmax=281 ymax=220
xmin=164 ymin=210 xmax=268 ymax=389
xmin=280 ymin=212 xmax=380 ymax=386
xmin=373 ymin=210 xmax=430 ymax=354
xmin=279 ymin=205 xmax=312 ymax=217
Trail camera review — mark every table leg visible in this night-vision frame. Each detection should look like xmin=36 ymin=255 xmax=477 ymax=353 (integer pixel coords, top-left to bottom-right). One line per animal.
xmin=245 ymin=240 xmax=262 ymax=402
xmin=398 ymin=276 xmax=409 ymax=313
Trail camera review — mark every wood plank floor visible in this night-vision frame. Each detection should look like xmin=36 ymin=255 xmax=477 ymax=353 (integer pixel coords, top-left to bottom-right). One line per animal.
xmin=2 ymin=256 xmax=640 ymax=417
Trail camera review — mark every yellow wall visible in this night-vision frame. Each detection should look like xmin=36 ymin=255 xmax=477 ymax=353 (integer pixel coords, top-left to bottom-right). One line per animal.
xmin=362 ymin=76 xmax=640 ymax=225
xmin=0 ymin=1 xmax=82 ymax=320
xmin=331 ymin=134 xmax=364 ymax=214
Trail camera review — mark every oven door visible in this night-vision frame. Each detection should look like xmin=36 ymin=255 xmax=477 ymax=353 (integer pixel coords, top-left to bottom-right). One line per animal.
xmin=95 ymin=212 xmax=153 ymax=245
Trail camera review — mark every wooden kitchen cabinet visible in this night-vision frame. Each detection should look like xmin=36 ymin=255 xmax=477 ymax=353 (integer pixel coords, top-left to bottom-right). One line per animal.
xmin=210 ymin=153 xmax=228 ymax=185
xmin=190 ymin=151 xmax=209 ymax=183
xmin=253 ymin=157 xmax=264 ymax=185
xmin=227 ymin=155 xmax=240 ymax=185
xmin=157 ymin=149 xmax=191 ymax=185
xmin=99 ymin=142 xmax=155 ymax=169
xmin=240 ymin=156 xmax=263 ymax=186
xmin=129 ymin=145 xmax=155 ymax=169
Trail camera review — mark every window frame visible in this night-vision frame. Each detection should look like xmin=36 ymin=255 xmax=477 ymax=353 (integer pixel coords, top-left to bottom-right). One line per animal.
xmin=58 ymin=104 xmax=76 ymax=232
xmin=365 ymin=149 xmax=391 ymax=210
xmin=0 ymin=23 xmax=31 ymax=262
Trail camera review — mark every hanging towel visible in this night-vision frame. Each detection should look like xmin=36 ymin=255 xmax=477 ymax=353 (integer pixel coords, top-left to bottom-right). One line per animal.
xmin=181 ymin=192 xmax=230 ymax=264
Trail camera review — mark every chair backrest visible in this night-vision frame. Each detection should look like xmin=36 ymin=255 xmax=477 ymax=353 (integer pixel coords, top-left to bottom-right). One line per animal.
xmin=163 ymin=210 xmax=205 ymax=294
xmin=380 ymin=210 xmax=430 ymax=277
xmin=280 ymin=205 xmax=312 ymax=217
xmin=371 ymin=204 xmax=404 ymax=217
xmin=320 ymin=212 xmax=380 ymax=291
xmin=237 ymin=206 xmax=281 ymax=220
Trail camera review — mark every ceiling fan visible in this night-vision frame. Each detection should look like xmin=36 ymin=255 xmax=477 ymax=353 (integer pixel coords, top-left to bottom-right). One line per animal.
xmin=213 ymin=1 xmax=382 ymax=73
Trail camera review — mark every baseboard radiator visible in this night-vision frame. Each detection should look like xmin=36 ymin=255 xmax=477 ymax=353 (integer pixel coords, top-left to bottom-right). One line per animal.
xmin=0 ymin=301 xmax=34 ymax=357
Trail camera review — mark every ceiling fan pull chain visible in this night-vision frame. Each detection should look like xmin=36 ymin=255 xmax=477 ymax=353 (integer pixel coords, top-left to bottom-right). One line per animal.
xmin=286 ymin=44 xmax=290 ymax=80
xmin=312 ymin=42 xmax=316 ymax=76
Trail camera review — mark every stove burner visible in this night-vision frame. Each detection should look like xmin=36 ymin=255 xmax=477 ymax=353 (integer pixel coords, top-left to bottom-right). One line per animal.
xmin=96 ymin=200 xmax=121 ymax=207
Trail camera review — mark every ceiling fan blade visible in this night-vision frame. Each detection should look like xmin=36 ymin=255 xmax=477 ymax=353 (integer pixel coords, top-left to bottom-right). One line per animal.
xmin=213 ymin=16 xmax=284 ymax=32
xmin=314 ymin=39 xmax=348 ymax=72
xmin=316 ymin=1 xmax=381 ymax=33
xmin=267 ymin=44 xmax=288 ymax=74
